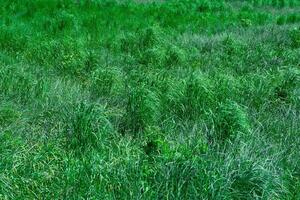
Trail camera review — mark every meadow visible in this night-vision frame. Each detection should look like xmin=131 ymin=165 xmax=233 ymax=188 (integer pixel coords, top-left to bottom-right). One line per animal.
xmin=0 ymin=0 xmax=300 ymax=199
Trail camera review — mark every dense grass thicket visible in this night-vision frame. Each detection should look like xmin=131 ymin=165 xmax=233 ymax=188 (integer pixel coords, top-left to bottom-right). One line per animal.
xmin=0 ymin=0 xmax=299 ymax=199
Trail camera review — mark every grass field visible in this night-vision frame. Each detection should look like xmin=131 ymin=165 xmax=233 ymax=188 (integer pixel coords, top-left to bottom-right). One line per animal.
xmin=0 ymin=0 xmax=300 ymax=199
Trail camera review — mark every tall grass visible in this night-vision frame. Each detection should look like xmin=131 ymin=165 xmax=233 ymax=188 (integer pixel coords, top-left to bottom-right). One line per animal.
xmin=0 ymin=0 xmax=299 ymax=199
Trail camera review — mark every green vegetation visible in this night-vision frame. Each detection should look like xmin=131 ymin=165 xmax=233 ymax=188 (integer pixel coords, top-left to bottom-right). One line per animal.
xmin=0 ymin=0 xmax=299 ymax=199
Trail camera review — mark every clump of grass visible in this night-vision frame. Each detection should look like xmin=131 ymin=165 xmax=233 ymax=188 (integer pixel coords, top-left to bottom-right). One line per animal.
xmin=229 ymin=158 xmax=283 ymax=199
xmin=286 ymin=14 xmax=300 ymax=24
xmin=196 ymin=0 xmax=226 ymax=12
xmin=213 ymin=100 xmax=251 ymax=142
xmin=213 ymin=73 xmax=242 ymax=102
xmin=0 ymin=103 xmax=20 ymax=127
xmin=230 ymin=163 xmax=264 ymax=198
xmin=159 ymin=76 xmax=186 ymax=119
xmin=273 ymin=67 xmax=300 ymax=103
xmin=0 ymin=25 xmax=27 ymax=53
xmin=182 ymin=73 xmax=214 ymax=120
xmin=120 ymin=26 xmax=163 ymax=55
xmin=221 ymin=36 xmax=243 ymax=58
xmin=90 ymin=68 xmax=124 ymax=98
xmin=277 ymin=15 xmax=286 ymax=25
xmin=64 ymin=102 xmax=112 ymax=153
xmin=141 ymin=126 xmax=165 ymax=157
xmin=138 ymin=46 xmax=166 ymax=67
xmin=139 ymin=26 xmax=163 ymax=50
xmin=278 ymin=0 xmax=287 ymax=8
xmin=240 ymin=73 xmax=272 ymax=108
xmin=120 ymin=26 xmax=164 ymax=67
xmin=165 ymin=45 xmax=186 ymax=67
xmin=0 ymin=64 xmax=36 ymax=103
xmin=26 ymin=37 xmax=88 ymax=75
xmin=122 ymin=82 xmax=161 ymax=134
xmin=50 ymin=10 xmax=78 ymax=34
xmin=197 ymin=0 xmax=212 ymax=12
xmin=289 ymin=27 xmax=300 ymax=48
xmin=120 ymin=26 xmax=186 ymax=68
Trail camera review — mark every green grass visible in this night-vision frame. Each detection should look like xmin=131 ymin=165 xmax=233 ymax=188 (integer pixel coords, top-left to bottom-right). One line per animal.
xmin=0 ymin=0 xmax=299 ymax=199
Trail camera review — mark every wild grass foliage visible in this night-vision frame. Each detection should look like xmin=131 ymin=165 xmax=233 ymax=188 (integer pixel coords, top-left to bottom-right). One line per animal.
xmin=0 ymin=0 xmax=300 ymax=199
